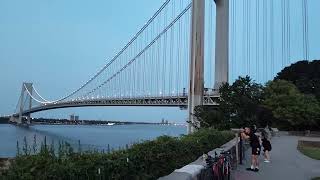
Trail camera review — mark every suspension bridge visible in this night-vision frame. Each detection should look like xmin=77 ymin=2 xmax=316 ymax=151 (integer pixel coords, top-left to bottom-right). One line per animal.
xmin=10 ymin=0 xmax=316 ymax=133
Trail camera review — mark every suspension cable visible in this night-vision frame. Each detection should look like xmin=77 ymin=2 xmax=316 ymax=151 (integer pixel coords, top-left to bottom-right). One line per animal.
xmin=32 ymin=0 xmax=173 ymax=103
xmin=82 ymin=3 xmax=192 ymax=98
xmin=23 ymin=84 xmax=46 ymax=104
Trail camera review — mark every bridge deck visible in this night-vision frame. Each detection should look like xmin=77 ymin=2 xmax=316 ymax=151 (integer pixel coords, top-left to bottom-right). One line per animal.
xmin=14 ymin=95 xmax=219 ymax=116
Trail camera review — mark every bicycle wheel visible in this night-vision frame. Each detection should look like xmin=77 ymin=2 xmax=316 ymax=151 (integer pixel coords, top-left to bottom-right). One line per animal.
xmin=201 ymin=167 xmax=214 ymax=180
xmin=213 ymin=164 xmax=221 ymax=180
xmin=227 ymin=162 xmax=231 ymax=180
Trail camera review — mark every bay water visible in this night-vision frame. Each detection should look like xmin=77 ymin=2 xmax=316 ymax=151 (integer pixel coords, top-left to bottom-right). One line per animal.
xmin=0 ymin=124 xmax=186 ymax=157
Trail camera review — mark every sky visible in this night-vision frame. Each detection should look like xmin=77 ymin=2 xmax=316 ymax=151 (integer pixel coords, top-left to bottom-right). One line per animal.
xmin=0 ymin=0 xmax=319 ymax=123
xmin=0 ymin=0 xmax=187 ymax=123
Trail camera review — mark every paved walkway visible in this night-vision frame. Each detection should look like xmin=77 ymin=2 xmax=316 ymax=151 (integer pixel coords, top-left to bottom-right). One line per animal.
xmin=233 ymin=136 xmax=320 ymax=180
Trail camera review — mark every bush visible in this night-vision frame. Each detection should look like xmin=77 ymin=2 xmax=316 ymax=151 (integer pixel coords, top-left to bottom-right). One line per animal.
xmin=3 ymin=129 xmax=234 ymax=180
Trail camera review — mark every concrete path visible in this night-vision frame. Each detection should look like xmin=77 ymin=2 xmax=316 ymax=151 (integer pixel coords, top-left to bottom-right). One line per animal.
xmin=233 ymin=136 xmax=320 ymax=180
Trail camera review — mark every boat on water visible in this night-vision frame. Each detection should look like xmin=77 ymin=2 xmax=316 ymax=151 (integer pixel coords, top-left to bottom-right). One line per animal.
xmin=107 ymin=123 xmax=115 ymax=126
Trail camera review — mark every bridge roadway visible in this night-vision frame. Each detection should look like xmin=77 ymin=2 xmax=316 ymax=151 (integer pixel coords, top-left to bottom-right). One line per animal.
xmin=14 ymin=94 xmax=219 ymax=116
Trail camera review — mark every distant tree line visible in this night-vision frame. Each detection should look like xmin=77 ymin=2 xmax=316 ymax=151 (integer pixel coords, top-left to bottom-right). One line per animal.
xmin=0 ymin=117 xmax=9 ymax=124
xmin=194 ymin=60 xmax=320 ymax=131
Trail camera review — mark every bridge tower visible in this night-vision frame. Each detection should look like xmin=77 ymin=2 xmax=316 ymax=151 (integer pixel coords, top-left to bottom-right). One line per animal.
xmin=15 ymin=83 xmax=33 ymax=124
xmin=214 ymin=0 xmax=229 ymax=89
xmin=188 ymin=0 xmax=229 ymax=133
xmin=188 ymin=0 xmax=205 ymax=134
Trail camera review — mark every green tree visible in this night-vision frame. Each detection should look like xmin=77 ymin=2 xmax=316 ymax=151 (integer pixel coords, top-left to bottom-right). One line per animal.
xmin=275 ymin=60 xmax=320 ymax=102
xmin=255 ymin=106 xmax=275 ymax=128
xmin=195 ymin=76 xmax=264 ymax=129
xmin=264 ymin=80 xmax=320 ymax=130
xmin=193 ymin=106 xmax=228 ymax=130
xmin=218 ymin=76 xmax=264 ymax=128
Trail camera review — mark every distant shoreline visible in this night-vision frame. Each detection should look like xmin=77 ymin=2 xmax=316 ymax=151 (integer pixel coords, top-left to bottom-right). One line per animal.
xmin=0 ymin=117 xmax=186 ymax=126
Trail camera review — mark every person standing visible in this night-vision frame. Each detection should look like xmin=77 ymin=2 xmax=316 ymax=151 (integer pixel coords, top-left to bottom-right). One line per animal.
xmin=241 ymin=126 xmax=261 ymax=172
xmin=261 ymin=130 xmax=272 ymax=163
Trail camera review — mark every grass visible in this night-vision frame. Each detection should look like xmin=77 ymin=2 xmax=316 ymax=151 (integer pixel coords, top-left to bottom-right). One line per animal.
xmin=299 ymin=141 xmax=320 ymax=180
xmin=298 ymin=143 xmax=320 ymax=160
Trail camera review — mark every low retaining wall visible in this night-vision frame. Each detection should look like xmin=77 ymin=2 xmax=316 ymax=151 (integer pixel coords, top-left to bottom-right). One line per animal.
xmin=159 ymin=136 xmax=239 ymax=180
xmin=279 ymin=131 xmax=320 ymax=137
xmin=298 ymin=140 xmax=320 ymax=148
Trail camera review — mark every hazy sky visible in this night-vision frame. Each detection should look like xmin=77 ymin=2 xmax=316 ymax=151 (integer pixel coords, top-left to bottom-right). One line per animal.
xmin=0 ymin=0 xmax=319 ymax=123
xmin=0 ymin=0 xmax=188 ymax=123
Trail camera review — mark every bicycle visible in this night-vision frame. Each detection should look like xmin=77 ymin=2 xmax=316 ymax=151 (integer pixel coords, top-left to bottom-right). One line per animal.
xmin=220 ymin=150 xmax=232 ymax=180
xmin=202 ymin=150 xmax=232 ymax=180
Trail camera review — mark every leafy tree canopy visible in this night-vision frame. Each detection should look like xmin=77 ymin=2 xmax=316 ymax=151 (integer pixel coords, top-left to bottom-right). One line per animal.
xmin=195 ymin=76 xmax=265 ymax=129
xmin=217 ymin=76 xmax=264 ymax=128
xmin=264 ymin=80 xmax=320 ymax=130
xmin=275 ymin=60 xmax=320 ymax=101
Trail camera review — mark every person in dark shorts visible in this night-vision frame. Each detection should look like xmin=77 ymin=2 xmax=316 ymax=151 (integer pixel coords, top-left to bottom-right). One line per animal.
xmin=261 ymin=130 xmax=272 ymax=163
xmin=241 ymin=126 xmax=261 ymax=172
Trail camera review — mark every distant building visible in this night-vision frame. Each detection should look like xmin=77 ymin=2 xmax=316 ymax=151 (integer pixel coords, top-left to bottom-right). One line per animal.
xmin=70 ymin=114 xmax=79 ymax=121
xmin=165 ymin=120 xmax=169 ymax=124
xmin=161 ymin=118 xmax=165 ymax=124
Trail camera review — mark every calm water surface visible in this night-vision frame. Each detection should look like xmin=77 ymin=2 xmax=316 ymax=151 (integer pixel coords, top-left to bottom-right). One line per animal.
xmin=0 ymin=124 xmax=186 ymax=157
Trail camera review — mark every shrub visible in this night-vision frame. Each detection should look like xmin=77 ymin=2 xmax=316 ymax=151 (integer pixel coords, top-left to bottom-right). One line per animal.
xmin=3 ymin=129 xmax=234 ymax=180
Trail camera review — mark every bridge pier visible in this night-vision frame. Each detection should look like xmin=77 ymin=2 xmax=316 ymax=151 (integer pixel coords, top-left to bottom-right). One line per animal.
xmin=188 ymin=0 xmax=205 ymax=134
xmin=26 ymin=114 xmax=31 ymax=125
xmin=9 ymin=116 xmax=19 ymax=124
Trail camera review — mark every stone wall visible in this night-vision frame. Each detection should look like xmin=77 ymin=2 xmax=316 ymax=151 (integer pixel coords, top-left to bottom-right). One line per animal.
xmin=159 ymin=136 xmax=240 ymax=180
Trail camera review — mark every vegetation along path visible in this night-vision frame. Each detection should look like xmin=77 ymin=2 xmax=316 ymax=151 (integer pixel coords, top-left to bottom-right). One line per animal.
xmin=233 ymin=136 xmax=320 ymax=180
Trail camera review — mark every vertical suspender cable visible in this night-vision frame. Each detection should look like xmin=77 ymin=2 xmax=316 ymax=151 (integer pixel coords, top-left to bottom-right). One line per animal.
xmin=262 ymin=0 xmax=266 ymax=81
xmin=284 ymin=0 xmax=288 ymax=65
xmin=256 ymin=0 xmax=259 ymax=81
xmin=270 ymin=0 xmax=274 ymax=77
xmin=163 ymin=7 xmax=167 ymax=96
xmin=306 ymin=0 xmax=309 ymax=60
xmin=245 ymin=0 xmax=249 ymax=76
xmin=242 ymin=0 xmax=246 ymax=76
xmin=281 ymin=0 xmax=285 ymax=67
xmin=142 ymin=31 xmax=145 ymax=97
xmin=169 ymin=1 xmax=174 ymax=95
xmin=302 ymin=0 xmax=306 ymax=60
xmin=302 ymin=0 xmax=309 ymax=60
xmin=230 ymin=0 xmax=232 ymax=81
xmin=247 ymin=0 xmax=251 ymax=76
xmin=286 ymin=0 xmax=291 ymax=64
xmin=157 ymin=16 xmax=160 ymax=96
xmin=186 ymin=9 xmax=190 ymax=93
xmin=231 ymin=0 xmax=237 ymax=80
xmin=177 ymin=0 xmax=182 ymax=95
xmin=231 ymin=0 xmax=235 ymax=82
